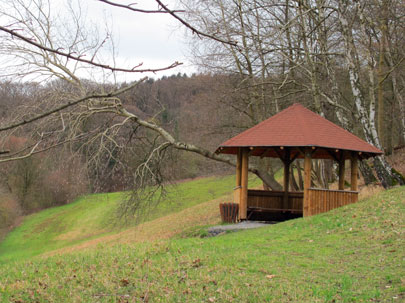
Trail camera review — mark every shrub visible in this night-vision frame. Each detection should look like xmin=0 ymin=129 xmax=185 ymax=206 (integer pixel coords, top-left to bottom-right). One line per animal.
xmin=0 ymin=192 xmax=21 ymax=230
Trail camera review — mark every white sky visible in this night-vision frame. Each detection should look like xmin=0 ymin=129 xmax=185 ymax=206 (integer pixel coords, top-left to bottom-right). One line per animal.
xmin=83 ymin=0 xmax=196 ymax=81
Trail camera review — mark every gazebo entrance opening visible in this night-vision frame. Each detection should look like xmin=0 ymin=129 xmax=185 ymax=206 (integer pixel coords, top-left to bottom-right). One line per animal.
xmin=246 ymin=189 xmax=303 ymax=221
xmin=216 ymin=104 xmax=382 ymax=221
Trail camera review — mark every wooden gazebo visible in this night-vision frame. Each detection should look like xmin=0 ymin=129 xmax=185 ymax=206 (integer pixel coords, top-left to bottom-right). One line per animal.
xmin=215 ymin=104 xmax=383 ymax=220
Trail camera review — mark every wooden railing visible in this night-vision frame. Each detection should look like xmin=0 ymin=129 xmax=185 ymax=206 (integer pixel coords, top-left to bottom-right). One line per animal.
xmin=247 ymin=190 xmax=303 ymax=213
xmin=240 ymin=188 xmax=358 ymax=219
xmin=307 ymin=188 xmax=358 ymax=216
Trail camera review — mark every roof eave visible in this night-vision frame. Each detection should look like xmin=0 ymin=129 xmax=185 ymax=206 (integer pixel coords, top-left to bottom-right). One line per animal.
xmin=215 ymin=145 xmax=383 ymax=158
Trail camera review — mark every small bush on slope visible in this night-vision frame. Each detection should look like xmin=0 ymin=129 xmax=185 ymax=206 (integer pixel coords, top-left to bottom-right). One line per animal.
xmin=0 ymin=186 xmax=403 ymax=302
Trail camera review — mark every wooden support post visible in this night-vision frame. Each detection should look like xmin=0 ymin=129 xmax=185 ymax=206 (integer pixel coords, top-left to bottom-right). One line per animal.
xmin=351 ymin=153 xmax=358 ymax=191
xmin=303 ymin=149 xmax=312 ymax=217
xmin=283 ymin=148 xmax=291 ymax=210
xmin=236 ymin=148 xmax=242 ymax=187
xmin=239 ymin=148 xmax=249 ymax=220
xmin=338 ymin=154 xmax=345 ymax=190
xmin=234 ymin=149 xmax=242 ymax=206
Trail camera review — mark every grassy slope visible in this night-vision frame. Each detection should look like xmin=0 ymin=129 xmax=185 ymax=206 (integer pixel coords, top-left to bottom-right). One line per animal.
xmin=0 ymin=175 xmax=260 ymax=263
xmin=0 ymin=186 xmax=403 ymax=302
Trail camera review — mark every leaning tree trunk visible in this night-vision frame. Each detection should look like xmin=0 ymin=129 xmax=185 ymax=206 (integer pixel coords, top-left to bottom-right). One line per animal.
xmin=359 ymin=161 xmax=377 ymax=185
xmin=338 ymin=2 xmax=404 ymax=188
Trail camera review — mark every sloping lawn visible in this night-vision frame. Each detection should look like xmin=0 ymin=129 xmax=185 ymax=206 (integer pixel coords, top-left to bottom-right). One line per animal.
xmin=0 ymin=175 xmax=260 ymax=262
xmin=0 ymin=186 xmax=403 ymax=302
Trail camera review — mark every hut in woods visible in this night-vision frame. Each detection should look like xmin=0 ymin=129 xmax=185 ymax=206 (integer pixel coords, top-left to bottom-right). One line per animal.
xmin=215 ymin=103 xmax=383 ymax=221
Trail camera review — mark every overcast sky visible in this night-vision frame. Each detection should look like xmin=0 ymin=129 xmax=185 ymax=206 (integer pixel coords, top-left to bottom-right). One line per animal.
xmin=84 ymin=0 xmax=196 ymax=81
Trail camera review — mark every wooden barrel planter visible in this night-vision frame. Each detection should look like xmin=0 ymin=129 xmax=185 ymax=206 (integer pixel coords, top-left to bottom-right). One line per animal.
xmin=219 ymin=203 xmax=239 ymax=223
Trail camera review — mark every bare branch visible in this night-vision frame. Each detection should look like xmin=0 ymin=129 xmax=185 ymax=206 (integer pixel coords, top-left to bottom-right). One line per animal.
xmin=97 ymin=0 xmax=184 ymax=14
xmin=154 ymin=0 xmax=238 ymax=47
xmin=0 ymin=77 xmax=147 ymax=132
xmin=0 ymin=26 xmax=182 ymax=73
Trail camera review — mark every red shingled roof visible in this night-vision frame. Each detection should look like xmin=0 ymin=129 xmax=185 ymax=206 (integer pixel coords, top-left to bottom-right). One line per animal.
xmin=216 ymin=103 xmax=382 ymax=159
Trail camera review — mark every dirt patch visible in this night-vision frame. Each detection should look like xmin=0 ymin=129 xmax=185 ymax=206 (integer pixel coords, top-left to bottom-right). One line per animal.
xmin=55 ymin=230 xmax=108 ymax=242
xmin=208 ymin=221 xmax=273 ymax=236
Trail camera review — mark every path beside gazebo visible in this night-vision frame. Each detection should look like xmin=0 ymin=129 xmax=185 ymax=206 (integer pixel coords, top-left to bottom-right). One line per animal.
xmin=208 ymin=221 xmax=273 ymax=236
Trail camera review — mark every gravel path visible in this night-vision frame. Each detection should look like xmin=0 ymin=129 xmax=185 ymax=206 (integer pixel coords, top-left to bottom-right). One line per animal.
xmin=207 ymin=221 xmax=275 ymax=236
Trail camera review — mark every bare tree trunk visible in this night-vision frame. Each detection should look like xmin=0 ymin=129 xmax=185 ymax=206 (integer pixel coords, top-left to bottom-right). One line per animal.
xmin=296 ymin=160 xmax=304 ymax=190
xmin=298 ymin=0 xmax=322 ymax=114
xmin=289 ymin=163 xmax=299 ymax=191
xmin=359 ymin=160 xmax=377 ymax=185
xmin=338 ymin=2 xmax=404 ymax=188
xmin=377 ymin=0 xmax=389 ymax=149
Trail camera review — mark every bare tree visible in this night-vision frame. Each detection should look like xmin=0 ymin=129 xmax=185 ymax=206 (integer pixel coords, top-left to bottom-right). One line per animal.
xmin=181 ymin=0 xmax=404 ymax=188
xmin=336 ymin=0 xmax=404 ymax=187
xmin=0 ymin=0 xmax=403 ymax=214
xmin=0 ymin=0 xmax=285 ymax=212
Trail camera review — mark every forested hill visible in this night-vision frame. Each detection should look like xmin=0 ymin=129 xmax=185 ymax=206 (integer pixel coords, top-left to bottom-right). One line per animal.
xmin=1 ymin=71 xmax=405 ymax=234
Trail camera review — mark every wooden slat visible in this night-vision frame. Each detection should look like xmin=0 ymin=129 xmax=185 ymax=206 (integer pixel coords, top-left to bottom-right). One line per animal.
xmin=351 ymin=153 xmax=358 ymax=191
xmin=239 ymin=148 xmax=249 ymax=220
xmin=303 ymin=150 xmax=312 ymax=217
xmin=246 ymin=188 xmax=358 ymax=218
xmin=283 ymin=148 xmax=291 ymax=210
xmin=247 ymin=190 xmax=303 ymax=213
xmin=236 ymin=148 xmax=242 ymax=188
xmin=234 ymin=148 xmax=242 ymax=214
xmin=234 ymin=188 xmax=241 ymax=206
xmin=307 ymin=188 xmax=358 ymax=216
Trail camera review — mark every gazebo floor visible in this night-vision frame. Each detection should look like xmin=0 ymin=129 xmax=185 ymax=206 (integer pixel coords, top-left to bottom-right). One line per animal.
xmin=247 ymin=209 xmax=302 ymax=222
xmin=246 ymin=189 xmax=303 ymax=221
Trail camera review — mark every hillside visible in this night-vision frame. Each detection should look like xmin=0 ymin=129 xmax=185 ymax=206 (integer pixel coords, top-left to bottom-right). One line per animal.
xmin=0 ymin=185 xmax=403 ymax=302
xmin=0 ymin=175 xmax=260 ymax=263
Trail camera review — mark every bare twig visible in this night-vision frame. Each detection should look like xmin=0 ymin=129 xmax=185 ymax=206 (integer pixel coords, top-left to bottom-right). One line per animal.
xmin=0 ymin=77 xmax=147 ymax=132
xmin=97 ymin=0 xmax=184 ymax=14
xmin=0 ymin=25 xmax=182 ymax=73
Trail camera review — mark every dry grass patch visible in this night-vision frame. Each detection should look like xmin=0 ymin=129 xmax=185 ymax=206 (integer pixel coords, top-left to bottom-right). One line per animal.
xmin=43 ymin=194 xmax=230 ymax=257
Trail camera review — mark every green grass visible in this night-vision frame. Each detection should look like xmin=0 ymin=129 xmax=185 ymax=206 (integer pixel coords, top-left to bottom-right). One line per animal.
xmin=0 ymin=174 xmax=260 ymax=263
xmin=0 ymin=186 xmax=403 ymax=302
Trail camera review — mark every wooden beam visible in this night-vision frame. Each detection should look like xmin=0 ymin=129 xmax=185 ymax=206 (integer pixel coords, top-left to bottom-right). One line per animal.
xmin=259 ymin=148 xmax=272 ymax=158
xmin=283 ymin=148 xmax=291 ymax=210
xmin=303 ymin=149 xmax=312 ymax=217
xmin=234 ymin=148 xmax=242 ymax=206
xmin=351 ymin=152 xmax=358 ymax=191
xmin=298 ymin=147 xmax=317 ymax=158
xmin=239 ymin=148 xmax=249 ymax=220
xmin=236 ymin=148 xmax=242 ymax=187
xmin=338 ymin=155 xmax=345 ymax=190
xmin=274 ymin=147 xmax=286 ymax=164
xmin=290 ymin=151 xmax=300 ymax=163
xmin=326 ymin=149 xmax=339 ymax=162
